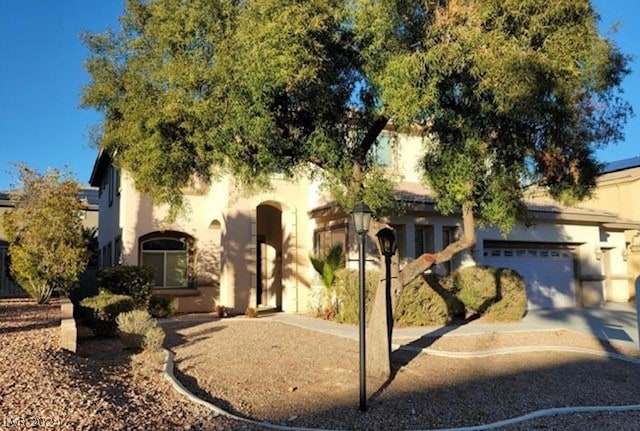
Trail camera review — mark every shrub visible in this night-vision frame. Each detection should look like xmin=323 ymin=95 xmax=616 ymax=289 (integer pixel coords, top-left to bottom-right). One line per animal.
xmin=143 ymin=326 xmax=166 ymax=351
xmin=81 ymin=291 xmax=135 ymax=336
xmin=395 ymin=274 xmax=465 ymax=327
xmin=116 ymin=309 xmax=166 ymax=351
xmin=117 ymin=309 xmax=156 ymax=350
xmin=332 ymin=269 xmax=379 ymax=325
xmin=149 ymin=295 xmax=177 ymax=318
xmin=97 ymin=265 xmax=155 ymax=309
xmin=482 ymin=268 xmax=527 ymax=322
xmin=453 ymin=265 xmax=526 ymax=322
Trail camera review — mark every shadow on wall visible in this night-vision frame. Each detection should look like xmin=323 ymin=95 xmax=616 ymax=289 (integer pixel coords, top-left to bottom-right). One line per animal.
xmin=222 ymin=211 xmax=255 ymax=312
xmin=221 ymin=207 xmax=311 ymax=313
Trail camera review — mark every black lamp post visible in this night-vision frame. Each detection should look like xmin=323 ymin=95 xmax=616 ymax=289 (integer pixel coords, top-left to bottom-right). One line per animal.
xmin=376 ymin=228 xmax=397 ymax=355
xmin=351 ymin=202 xmax=371 ymax=412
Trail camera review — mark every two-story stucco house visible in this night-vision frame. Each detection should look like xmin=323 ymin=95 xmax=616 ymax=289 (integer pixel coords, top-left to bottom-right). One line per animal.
xmin=89 ymin=132 xmax=639 ymax=314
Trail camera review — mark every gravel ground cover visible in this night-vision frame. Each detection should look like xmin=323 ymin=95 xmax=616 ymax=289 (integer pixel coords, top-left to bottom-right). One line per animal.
xmin=0 ymin=299 xmax=267 ymax=431
xmin=164 ymin=317 xmax=640 ymax=431
xmin=3 ymin=298 xmax=640 ymax=431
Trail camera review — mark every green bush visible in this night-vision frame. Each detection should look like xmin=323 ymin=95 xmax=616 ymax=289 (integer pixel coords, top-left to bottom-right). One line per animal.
xmin=483 ymin=268 xmax=527 ymax=322
xmin=332 ymin=269 xmax=379 ymax=325
xmin=116 ymin=309 xmax=156 ymax=350
xmin=97 ymin=266 xmax=155 ymax=309
xmin=149 ymin=295 xmax=177 ymax=318
xmin=81 ymin=291 xmax=135 ymax=337
xmin=395 ymin=274 xmax=465 ymax=327
xmin=453 ymin=265 xmax=526 ymax=322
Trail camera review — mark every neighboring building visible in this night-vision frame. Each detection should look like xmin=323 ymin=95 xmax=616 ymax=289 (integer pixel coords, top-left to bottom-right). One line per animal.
xmin=0 ymin=188 xmax=99 ymax=297
xmin=581 ymin=156 xmax=640 ymax=299
xmin=89 ymin=134 xmax=639 ymax=313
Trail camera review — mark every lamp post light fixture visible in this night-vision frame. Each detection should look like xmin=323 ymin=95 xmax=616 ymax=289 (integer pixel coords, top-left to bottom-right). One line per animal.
xmin=376 ymin=228 xmax=397 ymax=258
xmin=376 ymin=227 xmax=397 ymax=360
xmin=351 ymin=202 xmax=371 ymax=412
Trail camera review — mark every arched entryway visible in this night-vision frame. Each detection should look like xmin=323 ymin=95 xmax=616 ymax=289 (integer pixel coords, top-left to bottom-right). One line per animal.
xmin=256 ymin=202 xmax=283 ymax=310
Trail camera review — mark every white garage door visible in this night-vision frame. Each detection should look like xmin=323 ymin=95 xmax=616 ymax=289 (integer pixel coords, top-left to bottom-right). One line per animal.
xmin=483 ymin=247 xmax=575 ymax=310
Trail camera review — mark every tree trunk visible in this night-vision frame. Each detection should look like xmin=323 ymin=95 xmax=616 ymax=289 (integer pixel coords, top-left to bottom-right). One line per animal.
xmin=366 ymin=203 xmax=477 ymax=378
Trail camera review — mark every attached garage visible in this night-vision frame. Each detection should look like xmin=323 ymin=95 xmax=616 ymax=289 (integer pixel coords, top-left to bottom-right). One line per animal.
xmin=483 ymin=244 xmax=576 ymax=310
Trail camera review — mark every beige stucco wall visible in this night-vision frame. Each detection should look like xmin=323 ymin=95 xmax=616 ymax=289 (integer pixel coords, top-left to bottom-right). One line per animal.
xmin=581 ymin=168 xmax=640 ymax=299
xmin=113 ymin=172 xmax=315 ymax=314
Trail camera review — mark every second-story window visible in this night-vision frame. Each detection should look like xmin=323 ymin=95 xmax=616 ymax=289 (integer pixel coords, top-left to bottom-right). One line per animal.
xmin=373 ymin=133 xmax=397 ymax=169
xmin=108 ymin=166 xmax=114 ymax=207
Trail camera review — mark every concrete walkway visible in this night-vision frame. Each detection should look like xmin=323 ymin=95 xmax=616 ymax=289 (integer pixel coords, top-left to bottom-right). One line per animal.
xmin=268 ymin=302 xmax=639 ymax=350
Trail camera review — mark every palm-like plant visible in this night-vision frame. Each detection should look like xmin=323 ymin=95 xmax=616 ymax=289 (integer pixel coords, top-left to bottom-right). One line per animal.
xmin=310 ymin=244 xmax=344 ymax=318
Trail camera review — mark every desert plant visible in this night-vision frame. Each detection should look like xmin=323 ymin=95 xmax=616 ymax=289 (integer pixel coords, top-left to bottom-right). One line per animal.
xmin=81 ymin=291 xmax=135 ymax=336
xmin=97 ymin=265 xmax=155 ymax=309
xmin=149 ymin=295 xmax=177 ymax=318
xmin=117 ymin=309 xmax=156 ymax=350
xmin=143 ymin=326 xmax=166 ymax=351
xmin=395 ymin=274 xmax=465 ymax=327
xmin=332 ymin=268 xmax=379 ymax=325
xmin=453 ymin=266 xmax=526 ymax=322
xmin=310 ymin=245 xmax=344 ymax=317
xmin=245 ymin=307 xmax=258 ymax=318
xmin=482 ymin=268 xmax=527 ymax=322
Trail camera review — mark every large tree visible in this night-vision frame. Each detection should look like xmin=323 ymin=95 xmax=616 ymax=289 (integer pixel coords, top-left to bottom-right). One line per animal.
xmin=2 ymin=165 xmax=89 ymax=304
xmin=82 ymin=0 xmax=630 ymax=377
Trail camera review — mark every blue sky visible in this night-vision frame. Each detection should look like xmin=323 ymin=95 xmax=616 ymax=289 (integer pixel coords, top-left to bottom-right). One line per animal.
xmin=1 ymin=0 xmax=639 ymax=191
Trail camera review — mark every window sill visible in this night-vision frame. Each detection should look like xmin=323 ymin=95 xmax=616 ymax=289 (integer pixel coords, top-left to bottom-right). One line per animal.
xmin=151 ymin=288 xmax=201 ymax=297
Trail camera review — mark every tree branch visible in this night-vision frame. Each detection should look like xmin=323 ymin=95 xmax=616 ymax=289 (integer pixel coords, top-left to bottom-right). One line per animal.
xmin=355 ymin=116 xmax=389 ymax=164
xmin=309 ymin=155 xmax=330 ymax=171
xmin=399 ymin=202 xmax=476 ymax=286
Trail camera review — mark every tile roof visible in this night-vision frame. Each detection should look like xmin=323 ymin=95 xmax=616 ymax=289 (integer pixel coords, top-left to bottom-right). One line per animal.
xmin=311 ymin=181 xmax=639 ymax=227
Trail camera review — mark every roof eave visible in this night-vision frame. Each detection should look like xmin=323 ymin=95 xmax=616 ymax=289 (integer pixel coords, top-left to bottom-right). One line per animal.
xmin=89 ymin=149 xmax=111 ymax=187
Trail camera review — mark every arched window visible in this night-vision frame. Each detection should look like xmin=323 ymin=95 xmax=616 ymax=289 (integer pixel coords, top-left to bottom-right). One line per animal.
xmin=141 ymin=236 xmax=189 ymax=288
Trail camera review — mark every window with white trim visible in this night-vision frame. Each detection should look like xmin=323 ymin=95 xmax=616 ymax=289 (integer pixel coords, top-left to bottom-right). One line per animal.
xmin=141 ymin=237 xmax=189 ymax=288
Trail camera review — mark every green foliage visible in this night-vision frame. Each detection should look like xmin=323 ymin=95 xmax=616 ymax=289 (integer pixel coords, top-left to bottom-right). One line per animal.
xmin=333 ymin=266 xmax=524 ymax=325
xmin=454 ymin=266 xmax=527 ymax=322
xmin=395 ymin=275 xmax=465 ymax=327
xmin=310 ymin=244 xmax=344 ymax=318
xmin=372 ymin=0 xmax=630 ymax=233
xmin=1 ymin=164 xmax=89 ymax=303
xmin=82 ymin=0 xmax=630 ymax=233
xmin=97 ymin=265 xmax=155 ymax=309
xmin=310 ymin=244 xmax=344 ymax=290
xmin=117 ymin=309 xmax=157 ymax=350
xmin=148 ymin=294 xmax=177 ymax=318
xmin=81 ymin=291 xmax=136 ymax=336
xmin=332 ymin=268 xmax=379 ymax=325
